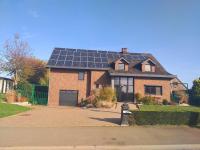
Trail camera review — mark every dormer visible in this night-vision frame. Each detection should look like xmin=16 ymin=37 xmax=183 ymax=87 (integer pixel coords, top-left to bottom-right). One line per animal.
xmin=141 ymin=58 xmax=156 ymax=72
xmin=114 ymin=57 xmax=129 ymax=71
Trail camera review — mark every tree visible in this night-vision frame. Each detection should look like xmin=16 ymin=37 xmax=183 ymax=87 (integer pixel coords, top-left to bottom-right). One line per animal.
xmin=22 ymin=57 xmax=48 ymax=85
xmin=190 ymin=77 xmax=200 ymax=106
xmin=0 ymin=33 xmax=32 ymax=85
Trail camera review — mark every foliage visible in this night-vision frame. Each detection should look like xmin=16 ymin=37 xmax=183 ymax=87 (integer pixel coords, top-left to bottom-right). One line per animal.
xmin=93 ymin=87 xmax=117 ymax=108
xmin=129 ymin=105 xmax=200 ymax=126
xmin=190 ymin=77 xmax=200 ymax=106
xmin=0 ymin=94 xmax=6 ymax=102
xmin=139 ymin=96 xmax=157 ymax=105
xmin=139 ymin=105 xmax=200 ymax=112
xmin=16 ymin=81 xmax=33 ymax=102
xmin=129 ymin=111 xmax=200 ymax=126
xmin=0 ymin=33 xmax=32 ymax=85
xmin=162 ymin=99 xmax=169 ymax=105
xmin=22 ymin=57 xmax=48 ymax=85
xmin=134 ymin=93 xmax=142 ymax=102
xmin=0 ymin=33 xmax=48 ymax=85
xmin=0 ymin=102 xmax=31 ymax=118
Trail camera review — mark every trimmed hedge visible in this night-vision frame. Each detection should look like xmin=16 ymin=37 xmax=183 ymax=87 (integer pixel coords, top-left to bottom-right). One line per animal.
xmin=129 ymin=111 xmax=200 ymax=126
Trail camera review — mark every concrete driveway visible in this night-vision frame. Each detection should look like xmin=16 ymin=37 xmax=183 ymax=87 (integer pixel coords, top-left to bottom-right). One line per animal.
xmin=0 ymin=105 xmax=122 ymax=127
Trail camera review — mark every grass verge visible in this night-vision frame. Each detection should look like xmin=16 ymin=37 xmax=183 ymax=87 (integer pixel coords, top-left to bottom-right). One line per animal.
xmin=0 ymin=102 xmax=31 ymax=118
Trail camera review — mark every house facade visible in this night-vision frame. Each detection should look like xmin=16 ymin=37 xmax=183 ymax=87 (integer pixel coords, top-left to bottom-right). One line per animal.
xmin=47 ymin=48 xmax=176 ymax=106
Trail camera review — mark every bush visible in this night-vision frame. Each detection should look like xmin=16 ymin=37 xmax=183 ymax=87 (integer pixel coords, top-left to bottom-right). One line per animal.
xmin=135 ymin=93 xmax=142 ymax=103
xmin=93 ymin=87 xmax=117 ymax=108
xmin=129 ymin=111 xmax=200 ymax=126
xmin=0 ymin=93 xmax=6 ymax=102
xmin=139 ymin=96 xmax=157 ymax=105
xmin=162 ymin=99 xmax=169 ymax=105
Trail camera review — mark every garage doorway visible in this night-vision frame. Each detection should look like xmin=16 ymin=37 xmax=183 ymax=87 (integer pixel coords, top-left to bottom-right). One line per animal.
xmin=59 ymin=90 xmax=78 ymax=106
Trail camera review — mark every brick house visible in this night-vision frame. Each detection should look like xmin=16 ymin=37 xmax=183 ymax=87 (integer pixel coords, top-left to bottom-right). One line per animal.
xmin=47 ymin=48 xmax=176 ymax=106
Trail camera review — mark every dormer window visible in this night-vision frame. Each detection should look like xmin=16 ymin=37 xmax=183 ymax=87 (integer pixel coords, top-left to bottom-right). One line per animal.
xmin=114 ymin=57 xmax=129 ymax=71
xmin=145 ymin=64 xmax=153 ymax=72
xmin=118 ymin=63 xmax=125 ymax=70
xmin=141 ymin=58 xmax=156 ymax=72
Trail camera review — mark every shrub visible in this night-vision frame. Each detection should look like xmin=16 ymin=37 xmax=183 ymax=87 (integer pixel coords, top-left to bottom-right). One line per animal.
xmin=140 ymin=96 xmax=157 ymax=105
xmin=93 ymin=87 xmax=117 ymax=108
xmin=135 ymin=93 xmax=142 ymax=103
xmin=129 ymin=111 xmax=200 ymax=126
xmin=162 ymin=99 xmax=169 ymax=105
xmin=0 ymin=93 xmax=6 ymax=102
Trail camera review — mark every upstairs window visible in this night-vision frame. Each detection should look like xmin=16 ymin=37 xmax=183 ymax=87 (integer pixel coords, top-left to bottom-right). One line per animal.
xmin=144 ymin=64 xmax=155 ymax=72
xmin=78 ymin=72 xmax=84 ymax=80
xmin=118 ymin=63 xmax=125 ymax=70
xmin=145 ymin=85 xmax=162 ymax=95
xmin=145 ymin=64 xmax=152 ymax=72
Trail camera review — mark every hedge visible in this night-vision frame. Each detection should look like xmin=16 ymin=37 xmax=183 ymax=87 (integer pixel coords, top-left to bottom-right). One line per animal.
xmin=129 ymin=111 xmax=200 ymax=126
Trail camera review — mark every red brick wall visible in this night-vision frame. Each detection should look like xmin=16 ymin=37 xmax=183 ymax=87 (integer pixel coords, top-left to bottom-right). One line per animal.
xmin=48 ymin=69 xmax=88 ymax=106
xmin=134 ymin=77 xmax=171 ymax=101
xmin=48 ymin=69 xmax=110 ymax=106
xmin=90 ymin=70 xmax=110 ymax=90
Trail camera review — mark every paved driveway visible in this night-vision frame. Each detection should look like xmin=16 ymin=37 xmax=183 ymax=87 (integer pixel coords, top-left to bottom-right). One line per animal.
xmin=0 ymin=105 xmax=122 ymax=127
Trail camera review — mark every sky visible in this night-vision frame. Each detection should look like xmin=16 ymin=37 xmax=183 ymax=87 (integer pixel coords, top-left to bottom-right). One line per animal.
xmin=0 ymin=0 xmax=200 ymax=87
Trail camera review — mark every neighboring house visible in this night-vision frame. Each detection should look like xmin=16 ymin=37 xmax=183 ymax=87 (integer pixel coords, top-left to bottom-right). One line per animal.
xmin=0 ymin=77 xmax=14 ymax=93
xmin=47 ymin=48 xmax=176 ymax=106
xmin=170 ymin=77 xmax=188 ymax=92
xmin=170 ymin=77 xmax=189 ymax=103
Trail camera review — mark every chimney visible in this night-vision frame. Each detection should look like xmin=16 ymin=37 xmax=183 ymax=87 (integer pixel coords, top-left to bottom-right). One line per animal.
xmin=121 ymin=48 xmax=128 ymax=54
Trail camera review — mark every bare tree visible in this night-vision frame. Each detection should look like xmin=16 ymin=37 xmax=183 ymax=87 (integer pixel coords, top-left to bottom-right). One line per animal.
xmin=0 ymin=33 xmax=32 ymax=85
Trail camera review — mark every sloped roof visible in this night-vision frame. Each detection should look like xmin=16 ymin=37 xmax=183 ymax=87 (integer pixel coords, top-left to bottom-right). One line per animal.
xmin=47 ymin=48 xmax=175 ymax=78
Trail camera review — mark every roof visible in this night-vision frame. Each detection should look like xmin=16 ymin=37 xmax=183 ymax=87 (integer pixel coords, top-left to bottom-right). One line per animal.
xmin=0 ymin=76 xmax=13 ymax=81
xmin=47 ymin=47 xmax=175 ymax=78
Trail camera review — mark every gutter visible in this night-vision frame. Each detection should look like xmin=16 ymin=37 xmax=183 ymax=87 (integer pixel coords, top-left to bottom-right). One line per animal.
xmin=109 ymin=72 xmax=176 ymax=79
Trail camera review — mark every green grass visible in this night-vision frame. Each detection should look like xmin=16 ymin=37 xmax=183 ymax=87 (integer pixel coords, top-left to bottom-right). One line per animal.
xmin=0 ymin=102 xmax=31 ymax=118
xmin=140 ymin=105 xmax=200 ymax=112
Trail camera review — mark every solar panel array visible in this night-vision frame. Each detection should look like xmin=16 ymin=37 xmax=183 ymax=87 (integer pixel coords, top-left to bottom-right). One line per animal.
xmin=47 ymin=48 xmax=147 ymax=69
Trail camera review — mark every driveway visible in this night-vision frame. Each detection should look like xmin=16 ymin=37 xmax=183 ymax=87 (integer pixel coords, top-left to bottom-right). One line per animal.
xmin=0 ymin=105 xmax=122 ymax=127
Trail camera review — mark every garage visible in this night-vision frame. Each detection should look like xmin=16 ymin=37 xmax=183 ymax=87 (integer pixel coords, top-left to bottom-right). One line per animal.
xmin=59 ymin=90 xmax=78 ymax=106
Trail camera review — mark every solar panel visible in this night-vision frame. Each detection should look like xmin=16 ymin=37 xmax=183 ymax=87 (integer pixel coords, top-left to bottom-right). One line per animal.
xmin=58 ymin=55 xmax=66 ymax=60
xmin=47 ymin=48 xmax=149 ymax=69
xmin=73 ymin=57 xmax=80 ymax=61
xmin=95 ymin=58 xmax=101 ymax=62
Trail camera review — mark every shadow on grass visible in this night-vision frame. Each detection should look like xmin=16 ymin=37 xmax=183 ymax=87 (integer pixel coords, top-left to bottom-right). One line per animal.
xmin=89 ymin=117 xmax=120 ymax=125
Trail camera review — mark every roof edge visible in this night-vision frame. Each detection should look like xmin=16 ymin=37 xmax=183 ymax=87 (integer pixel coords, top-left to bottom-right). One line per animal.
xmin=109 ymin=72 xmax=176 ymax=79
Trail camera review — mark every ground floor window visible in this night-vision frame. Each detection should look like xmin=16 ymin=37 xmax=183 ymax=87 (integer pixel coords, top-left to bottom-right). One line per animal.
xmin=145 ymin=85 xmax=162 ymax=95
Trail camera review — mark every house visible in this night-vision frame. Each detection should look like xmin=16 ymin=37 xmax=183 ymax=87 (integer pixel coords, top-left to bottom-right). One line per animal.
xmin=0 ymin=77 xmax=14 ymax=93
xmin=170 ymin=77 xmax=189 ymax=103
xmin=47 ymin=48 xmax=176 ymax=106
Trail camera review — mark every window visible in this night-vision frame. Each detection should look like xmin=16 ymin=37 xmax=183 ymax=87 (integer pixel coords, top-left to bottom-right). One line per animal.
xmin=145 ymin=85 xmax=162 ymax=95
xmin=118 ymin=63 xmax=125 ymax=70
xmin=145 ymin=64 xmax=152 ymax=72
xmin=78 ymin=72 xmax=84 ymax=80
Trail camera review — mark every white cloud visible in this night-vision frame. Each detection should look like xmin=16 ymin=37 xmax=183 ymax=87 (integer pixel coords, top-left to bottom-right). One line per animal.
xmin=29 ymin=10 xmax=39 ymax=18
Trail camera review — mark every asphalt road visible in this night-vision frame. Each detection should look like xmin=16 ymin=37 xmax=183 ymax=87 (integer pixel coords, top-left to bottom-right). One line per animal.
xmin=0 ymin=126 xmax=200 ymax=149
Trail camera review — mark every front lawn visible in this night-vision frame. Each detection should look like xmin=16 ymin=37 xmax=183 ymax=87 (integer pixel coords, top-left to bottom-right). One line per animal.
xmin=0 ymin=102 xmax=31 ymax=118
xmin=140 ymin=105 xmax=200 ymax=112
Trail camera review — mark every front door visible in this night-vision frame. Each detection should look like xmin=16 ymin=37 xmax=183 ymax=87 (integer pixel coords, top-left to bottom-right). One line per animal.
xmin=114 ymin=77 xmax=134 ymax=102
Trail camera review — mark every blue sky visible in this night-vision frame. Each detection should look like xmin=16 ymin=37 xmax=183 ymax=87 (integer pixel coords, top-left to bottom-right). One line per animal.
xmin=0 ymin=0 xmax=199 ymax=87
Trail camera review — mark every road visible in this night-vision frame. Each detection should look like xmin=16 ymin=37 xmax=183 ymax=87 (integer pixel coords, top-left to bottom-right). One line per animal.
xmin=0 ymin=126 xmax=200 ymax=149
